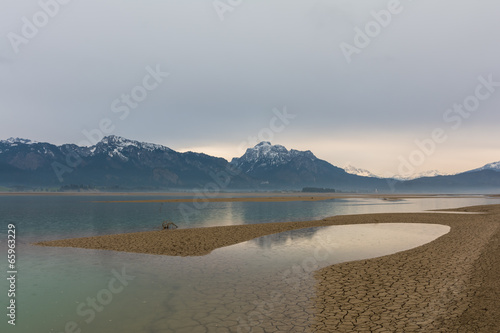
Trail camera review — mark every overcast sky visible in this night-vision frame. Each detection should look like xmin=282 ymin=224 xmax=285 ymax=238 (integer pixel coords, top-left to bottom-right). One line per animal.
xmin=1 ymin=0 xmax=499 ymax=177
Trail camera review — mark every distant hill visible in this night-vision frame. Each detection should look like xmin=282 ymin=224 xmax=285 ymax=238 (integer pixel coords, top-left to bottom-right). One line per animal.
xmin=467 ymin=161 xmax=500 ymax=173
xmin=400 ymin=170 xmax=500 ymax=193
xmin=343 ymin=165 xmax=382 ymax=179
xmin=343 ymin=164 xmax=448 ymax=180
xmin=0 ymin=136 xmax=499 ymax=193
xmin=230 ymin=141 xmax=390 ymax=191
xmin=0 ymin=136 xmax=252 ymax=189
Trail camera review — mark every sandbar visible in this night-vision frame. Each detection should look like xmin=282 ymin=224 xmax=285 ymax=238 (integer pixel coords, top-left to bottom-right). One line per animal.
xmin=34 ymin=204 xmax=500 ymax=331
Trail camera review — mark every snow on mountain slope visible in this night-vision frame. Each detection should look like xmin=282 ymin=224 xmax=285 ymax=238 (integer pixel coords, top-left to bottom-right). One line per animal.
xmin=0 ymin=137 xmax=37 ymax=145
xmin=343 ymin=165 xmax=381 ymax=178
xmin=469 ymin=161 xmax=500 ymax=172
xmin=95 ymin=135 xmax=172 ymax=154
xmin=393 ymin=170 xmax=449 ymax=180
xmin=344 ymin=164 xmax=449 ymax=180
xmin=230 ymin=141 xmax=316 ymax=172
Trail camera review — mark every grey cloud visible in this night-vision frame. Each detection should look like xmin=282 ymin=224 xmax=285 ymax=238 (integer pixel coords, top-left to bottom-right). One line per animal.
xmin=0 ymin=0 xmax=499 ymax=175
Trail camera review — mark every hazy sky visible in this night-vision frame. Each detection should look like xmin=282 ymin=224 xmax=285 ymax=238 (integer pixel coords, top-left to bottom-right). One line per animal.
xmin=1 ymin=0 xmax=499 ymax=177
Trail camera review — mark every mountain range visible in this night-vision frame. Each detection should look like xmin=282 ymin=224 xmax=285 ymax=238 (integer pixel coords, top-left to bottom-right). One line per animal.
xmin=344 ymin=165 xmax=448 ymax=180
xmin=1 ymin=136 xmax=499 ymax=193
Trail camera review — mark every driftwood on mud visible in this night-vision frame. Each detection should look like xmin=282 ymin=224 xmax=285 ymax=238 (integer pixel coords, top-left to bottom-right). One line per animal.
xmin=161 ymin=221 xmax=178 ymax=230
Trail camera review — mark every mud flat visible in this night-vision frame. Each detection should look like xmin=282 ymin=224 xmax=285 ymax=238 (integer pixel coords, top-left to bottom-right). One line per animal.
xmin=35 ymin=204 xmax=500 ymax=332
xmin=313 ymin=204 xmax=500 ymax=332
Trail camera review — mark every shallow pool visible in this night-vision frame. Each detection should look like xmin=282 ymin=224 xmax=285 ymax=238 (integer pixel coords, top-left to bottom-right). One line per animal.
xmin=4 ymin=223 xmax=449 ymax=332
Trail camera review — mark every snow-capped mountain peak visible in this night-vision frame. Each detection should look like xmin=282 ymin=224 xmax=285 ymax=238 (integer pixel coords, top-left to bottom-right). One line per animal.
xmin=236 ymin=142 xmax=288 ymax=162
xmin=469 ymin=161 xmax=500 ymax=173
xmin=343 ymin=164 xmax=449 ymax=180
xmin=230 ymin=142 xmax=317 ymax=172
xmin=1 ymin=137 xmax=36 ymax=145
xmin=95 ymin=136 xmax=172 ymax=156
xmin=392 ymin=170 xmax=449 ymax=180
xmin=343 ymin=165 xmax=381 ymax=178
xmin=99 ymin=135 xmax=137 ymax=147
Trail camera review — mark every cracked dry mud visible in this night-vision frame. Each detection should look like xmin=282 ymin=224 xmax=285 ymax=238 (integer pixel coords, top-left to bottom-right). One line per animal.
xmin=36 ymin=204 xmax=500 ymax=332
xmin=313 ymin=204 xmax=500 ymax=332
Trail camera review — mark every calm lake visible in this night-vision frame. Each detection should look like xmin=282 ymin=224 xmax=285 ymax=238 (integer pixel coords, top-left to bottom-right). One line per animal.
xmin=0 ymin=194 xmax=498 ymax=332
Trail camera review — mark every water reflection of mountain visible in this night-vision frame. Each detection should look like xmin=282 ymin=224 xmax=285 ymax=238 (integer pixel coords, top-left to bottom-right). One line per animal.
xmin=252 ymin=227 xmax=322 ymax=249
xmin=234 ymin=200 xmax=338 ymax=226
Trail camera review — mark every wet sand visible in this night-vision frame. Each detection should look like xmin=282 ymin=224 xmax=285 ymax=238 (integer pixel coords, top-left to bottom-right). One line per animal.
xmin=35 ymin=219 xmax=346 ymax=256
xmin=313 ymin=204 xmax=500 ymax=332
xmin=35 ymin=204 xmax=500 ymax=332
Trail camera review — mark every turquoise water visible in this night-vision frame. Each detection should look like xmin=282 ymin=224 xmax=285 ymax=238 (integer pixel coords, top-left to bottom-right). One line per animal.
xmin=0 ymin=195 xmax=498 ymax=332
xmin=1 ymin=195 xmax=497 ymax=242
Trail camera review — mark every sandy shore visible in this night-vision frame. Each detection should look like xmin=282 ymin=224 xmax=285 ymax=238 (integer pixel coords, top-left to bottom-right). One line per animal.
xmin=35 ymin=219 xmax=348 ymax=256
xmin=313 ymin=204 xmax=500 ymax=332
xmin=35 ymin=204 xmax=500 ymax=332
